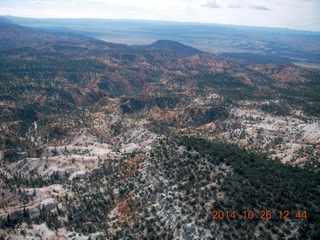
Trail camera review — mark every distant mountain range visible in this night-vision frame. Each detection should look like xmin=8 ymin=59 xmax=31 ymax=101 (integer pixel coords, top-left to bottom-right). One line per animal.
xmin=1 ymin=15 xmax=320 ymax=67
xmin=0 ymin=16 xmax=14 ymax=24
xmin=0 ymin=21 xmax=92 ymax=49
xmin=0 ymin=20 xmax=203 ymax=57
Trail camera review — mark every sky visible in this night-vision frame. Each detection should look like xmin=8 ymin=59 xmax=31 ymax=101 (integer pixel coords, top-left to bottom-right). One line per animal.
xmin=0 ymin=0 xmax=319 ymax=31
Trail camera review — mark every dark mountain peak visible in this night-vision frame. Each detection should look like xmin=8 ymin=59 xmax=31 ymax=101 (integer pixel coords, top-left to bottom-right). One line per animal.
xmin=147 ymin=39 xmax=204 ymax=56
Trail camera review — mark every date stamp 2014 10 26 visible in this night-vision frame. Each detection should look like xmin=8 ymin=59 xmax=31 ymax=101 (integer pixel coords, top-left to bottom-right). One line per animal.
xmin=212 ymin=210 xmax=307 ymax=220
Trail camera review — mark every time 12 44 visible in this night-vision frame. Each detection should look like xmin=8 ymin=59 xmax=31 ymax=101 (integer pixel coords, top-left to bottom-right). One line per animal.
xmin=213 ymin=210 xmax=307 ymax=220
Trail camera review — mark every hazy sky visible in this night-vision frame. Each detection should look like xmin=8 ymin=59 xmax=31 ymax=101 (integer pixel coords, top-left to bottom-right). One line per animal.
xmin=0 ymin=0 xmax=319 ymax=31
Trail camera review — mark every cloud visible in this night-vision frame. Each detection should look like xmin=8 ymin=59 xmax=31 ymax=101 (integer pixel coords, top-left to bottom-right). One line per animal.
xmin=76 ymin=1 xmax=86 ymax=5
xmin=202 ymin=0 xmax=221 ymax=8
xmin=228 ymin=4 xmax=243 ymax=8
xmin=202 ymin=1 xmax=271 ymax=11
xmin=28 ymin=0 xmax=43 ymax=4
xmin=253 ymin=5 xmax=271 ymax=11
